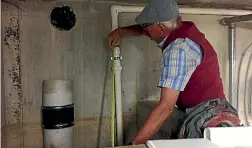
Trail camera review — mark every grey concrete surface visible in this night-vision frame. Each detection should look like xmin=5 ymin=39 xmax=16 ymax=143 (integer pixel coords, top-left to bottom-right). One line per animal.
xmin=2 ymin=2 xmax=23 ymax=148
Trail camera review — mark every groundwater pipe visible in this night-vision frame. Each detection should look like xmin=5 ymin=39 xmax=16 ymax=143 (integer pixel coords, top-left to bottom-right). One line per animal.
xmin=110 ymin=5 xmax=252 ymax=145
xmin=112 ymin=46 xmax=123 ymax=146
xmin=228 ymin=23 xmax=237 ymax=109
xmin=42 ymin=80 xmax=74 ymax=148
xmin=111 ymin=5 xmax=252 ymax=16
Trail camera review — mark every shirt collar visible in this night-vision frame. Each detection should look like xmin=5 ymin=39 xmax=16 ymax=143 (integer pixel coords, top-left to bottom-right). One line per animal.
xmin=157 ymin=36 xmax=168 ymax=48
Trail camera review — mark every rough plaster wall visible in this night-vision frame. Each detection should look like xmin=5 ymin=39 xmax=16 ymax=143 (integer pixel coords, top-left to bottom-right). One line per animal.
xmin=3 ymin=1 xmax=113 ymax=148
xmin=20 ymin=1 xmax=113 ymax=148
xmin=1 ymin=48 xmax=6 ymax=148
xmin=2 ymin=2 xmax=23 ymax=148
xmin=2 ymin=1 xmax=252 ymax=148
xmin=1 ymin=38 xmax=6 ymax=148
xmin=1 ymin=87 xmax=6 ymax=148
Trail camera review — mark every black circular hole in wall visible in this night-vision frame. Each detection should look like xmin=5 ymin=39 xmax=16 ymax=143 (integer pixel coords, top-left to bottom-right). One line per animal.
xmin=50 ymin=5 xmax=76 ymax=31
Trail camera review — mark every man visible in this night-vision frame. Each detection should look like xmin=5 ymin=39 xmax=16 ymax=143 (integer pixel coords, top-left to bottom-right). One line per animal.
xmin=108 ymin=0 xmax=241 ymax=145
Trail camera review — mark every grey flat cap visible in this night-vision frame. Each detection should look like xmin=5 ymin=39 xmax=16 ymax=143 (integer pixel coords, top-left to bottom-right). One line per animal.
xmin=135 ymin=0 xmax=179 ymax=25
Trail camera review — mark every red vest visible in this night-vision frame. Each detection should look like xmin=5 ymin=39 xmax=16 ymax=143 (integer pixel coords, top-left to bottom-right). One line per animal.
xmin=162 ymin=21 xmax=226 ymax=109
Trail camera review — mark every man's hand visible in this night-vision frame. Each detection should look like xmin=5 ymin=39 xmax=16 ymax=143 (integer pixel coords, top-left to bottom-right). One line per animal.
xmin=107 ymin=25 xmax=147 ymax=49
xmin=132 ymin=88 xmax=180 ymax=144
xmin=108 ymin=28 xmax=121 ymax=49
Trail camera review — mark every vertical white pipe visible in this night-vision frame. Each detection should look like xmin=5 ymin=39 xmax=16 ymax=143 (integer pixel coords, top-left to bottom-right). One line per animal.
xmin=42 ymin=80 xmax=74 ymax=148
xmin=111 ymin=6 xmax=124 ymax=146
xmin=228 ymin=24 xmax=237 ymax=109
xmin=111 ymin=5 xmax=252 ymax=16
xmin=114 ymin=47 xmax=123 ymax=145
xmin=111 ymin=6 xmax=119 ymax=31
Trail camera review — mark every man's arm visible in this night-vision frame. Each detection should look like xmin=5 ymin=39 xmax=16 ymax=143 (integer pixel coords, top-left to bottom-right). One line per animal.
xmin=108 ymin=25 xmax=148 ymax=48
xmin=118 ymin=25 xmax=147 ymax=36
xmin=131 ymin=88 xmax=179 ymax=144
xmin=131 ymin=39 xmax=203 ymax=145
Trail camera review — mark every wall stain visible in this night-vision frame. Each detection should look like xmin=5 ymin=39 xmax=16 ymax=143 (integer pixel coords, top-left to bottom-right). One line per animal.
xmin=4 ymin=26 xmax=19 ymax=40
xmin=49 ymin=143 xmax=56 ymax=148
xmin=2 ymin=0 xmax=24 ymax=11
xmin=2 ymin=2 xmax=24 ymax=147
xmin=3 ymin=2 xmax=23 ymax=124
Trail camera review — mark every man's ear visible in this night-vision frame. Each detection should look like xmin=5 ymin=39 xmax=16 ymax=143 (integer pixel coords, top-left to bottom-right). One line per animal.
xmin=159 ymin=24 xmax=166 ymax=33
xmin=159 ymin=24 xmax=166 ymax=31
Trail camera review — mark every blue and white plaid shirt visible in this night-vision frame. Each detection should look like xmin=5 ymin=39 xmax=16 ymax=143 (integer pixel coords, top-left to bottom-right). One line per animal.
xmin=158 ymin=38 xmax=203 ymax=91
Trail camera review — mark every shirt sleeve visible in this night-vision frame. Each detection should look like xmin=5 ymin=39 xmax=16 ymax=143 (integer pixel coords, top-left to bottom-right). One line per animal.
xmin=157 ymin=38 xmax=203 ymax=91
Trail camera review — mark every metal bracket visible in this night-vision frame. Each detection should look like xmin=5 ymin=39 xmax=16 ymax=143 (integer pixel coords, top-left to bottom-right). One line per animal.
xmin=220 ymin=14 xmax=252 ymax=26
xmin=110 ymin=56 xmax=122 ymax=61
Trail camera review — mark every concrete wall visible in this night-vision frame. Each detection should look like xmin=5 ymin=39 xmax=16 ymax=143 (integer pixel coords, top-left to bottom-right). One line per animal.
xmin=2 ymin=0 xmax=252 ymax=148
xmin=2 ymin=2 xmax=22 ymax=148
xmin=2 ymin=1 xmax=113 ymax=148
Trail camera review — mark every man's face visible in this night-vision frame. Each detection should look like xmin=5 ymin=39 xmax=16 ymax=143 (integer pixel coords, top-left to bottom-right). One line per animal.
xmin=143 ymin=24 xmax=171 ymax=42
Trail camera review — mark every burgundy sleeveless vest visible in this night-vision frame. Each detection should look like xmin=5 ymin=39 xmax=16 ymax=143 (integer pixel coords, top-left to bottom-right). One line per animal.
xmin=162 ymin=21 xmax=226 ymax=109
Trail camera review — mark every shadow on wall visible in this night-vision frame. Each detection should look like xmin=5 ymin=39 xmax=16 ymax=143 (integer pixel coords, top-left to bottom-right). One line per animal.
xmin=96 ymin=39 xmax=110 ymax=148
xmin=123 ymin=99 xmax=185 ymax=144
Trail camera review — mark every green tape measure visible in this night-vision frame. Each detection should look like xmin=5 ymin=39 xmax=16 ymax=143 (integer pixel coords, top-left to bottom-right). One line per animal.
xmin=111 ymin=50 xmax=116 ymax=147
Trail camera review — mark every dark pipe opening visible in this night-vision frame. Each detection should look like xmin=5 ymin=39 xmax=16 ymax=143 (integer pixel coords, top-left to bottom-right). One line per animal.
xmin=50 ymin=5 xmax=76 ymax=31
